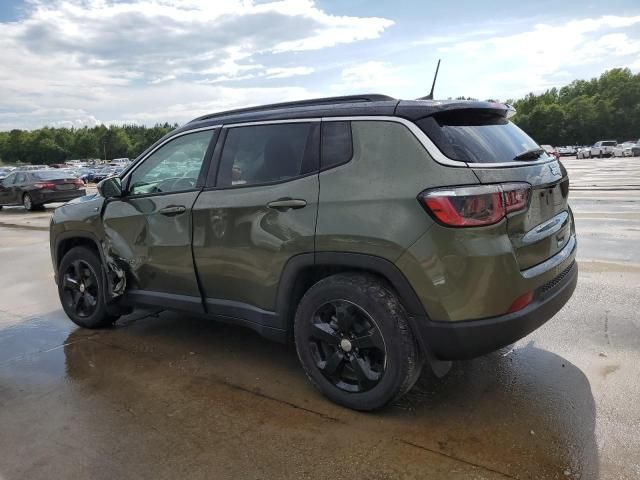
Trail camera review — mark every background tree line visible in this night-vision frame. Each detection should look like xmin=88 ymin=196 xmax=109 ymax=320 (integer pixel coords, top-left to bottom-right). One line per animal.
xmin=1 ymin=68 xmax=639 ymax=165
xmin=509 ymin=68 xmax=640 ymax=146
xmin=0 ymin=123 xmax=176 ymax=165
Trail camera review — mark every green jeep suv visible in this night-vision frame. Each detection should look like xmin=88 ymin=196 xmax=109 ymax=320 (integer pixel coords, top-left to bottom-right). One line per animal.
xmin=50 ymin=95 xmax=577 ymax=410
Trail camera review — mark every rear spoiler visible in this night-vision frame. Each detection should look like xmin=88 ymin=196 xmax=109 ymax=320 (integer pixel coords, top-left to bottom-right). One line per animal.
xmin=395 ymin=100 xmax=516 ymax=120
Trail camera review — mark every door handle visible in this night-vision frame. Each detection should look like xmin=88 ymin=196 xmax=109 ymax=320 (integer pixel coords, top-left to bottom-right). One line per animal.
xmin=266 ymin=198 xmax=307 ymax=211
xmin=158 ymin=205 xmax=186 ymax=216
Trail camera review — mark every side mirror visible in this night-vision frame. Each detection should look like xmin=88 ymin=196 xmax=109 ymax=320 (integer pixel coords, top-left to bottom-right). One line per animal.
xmin=97 ymin=176 xmax=123 ymax=198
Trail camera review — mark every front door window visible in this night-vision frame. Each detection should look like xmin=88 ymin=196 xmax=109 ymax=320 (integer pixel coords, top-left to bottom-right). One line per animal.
xmin=128 ymin=130 xmax=214 ymax=196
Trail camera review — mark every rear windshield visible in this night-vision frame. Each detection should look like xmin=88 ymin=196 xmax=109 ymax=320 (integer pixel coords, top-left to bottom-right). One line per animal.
xmin=416 ymin=110 xmax=549 ymax=163
xmin=33 ymin=171 xmax=72 ymax=180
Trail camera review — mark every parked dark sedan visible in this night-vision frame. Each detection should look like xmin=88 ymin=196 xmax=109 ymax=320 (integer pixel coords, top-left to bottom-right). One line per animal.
xmin=91 ymin=167 xmax=122 ymax=183
xmin=0 ymin=170 xmax=86 ymax=211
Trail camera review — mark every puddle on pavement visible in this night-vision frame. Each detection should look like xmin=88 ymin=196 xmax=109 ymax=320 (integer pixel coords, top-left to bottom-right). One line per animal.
xmin=0 ymin=310 xmax=598 ymax=479
xmin=0 ymin=310 xmax=75 ymax=364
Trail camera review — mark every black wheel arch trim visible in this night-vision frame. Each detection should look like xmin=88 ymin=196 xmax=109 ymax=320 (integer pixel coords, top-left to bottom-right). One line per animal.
xmin=276 ymin=251 xmax=428 ymax=326
xmin=276 ymin=251 xmax=444 ymax=371
xmin=53 ymin=230 xmax=107 ymax=272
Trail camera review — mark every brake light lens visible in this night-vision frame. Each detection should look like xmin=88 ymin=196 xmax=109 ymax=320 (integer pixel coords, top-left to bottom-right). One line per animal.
xmin=73 ymin=178 xmax=84 ymax=187
xmin=420 ymin=183 xmax=530 ymax=227
xmin=424 ymin=188 xmax=503 ymax=227
xmin=33 ymin=182 xmax=56 ymax=189
xmin=502 ymin=184 xmax=530 ymax=214
xmin=507 ymin=291 xmax=534 ymax=313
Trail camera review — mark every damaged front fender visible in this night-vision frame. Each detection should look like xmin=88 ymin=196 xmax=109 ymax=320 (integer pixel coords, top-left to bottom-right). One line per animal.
xmin=102 ymin=244 xmax=127 ymax=298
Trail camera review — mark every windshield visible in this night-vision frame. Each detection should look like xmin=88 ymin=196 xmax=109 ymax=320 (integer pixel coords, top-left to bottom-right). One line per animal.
xmin=416 ymin=109 xmax=550 ymax=163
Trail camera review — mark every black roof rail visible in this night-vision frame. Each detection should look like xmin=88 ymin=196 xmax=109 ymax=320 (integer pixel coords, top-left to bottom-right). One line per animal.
xmin=189 ymin=94 xmax=396 ymax=123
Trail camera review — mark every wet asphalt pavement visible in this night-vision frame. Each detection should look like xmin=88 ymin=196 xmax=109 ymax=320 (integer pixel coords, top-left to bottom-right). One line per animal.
xmin=0 ymin=158 xmax=639 ymax=479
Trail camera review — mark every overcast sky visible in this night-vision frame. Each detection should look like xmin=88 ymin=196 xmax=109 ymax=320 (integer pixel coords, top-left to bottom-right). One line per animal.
xmin=1 ymin=0 xmax=639 ymax=130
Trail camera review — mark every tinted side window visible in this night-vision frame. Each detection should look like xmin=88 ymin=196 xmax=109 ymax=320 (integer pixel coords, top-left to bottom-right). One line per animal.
xmin=128 ymin=130 xmax=214 ymax=196
xmin=321 ymin=121 xmax=352 ymax=169
xmin=217 ymin=123 xmax=318 ymax=187
xmin=2 ymin=173 xmax=16 ymax=186
xmin=15 ymin=173 xmax=26 ymax=184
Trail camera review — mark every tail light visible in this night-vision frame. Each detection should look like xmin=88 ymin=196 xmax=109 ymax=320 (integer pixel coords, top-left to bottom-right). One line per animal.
xmin=73 ymin=178 xmax=84 ymax=187
xmin=34 ymin=182 xmax=56 ymax=189
xmin=419 ymin=183 xmax=531 ymax=227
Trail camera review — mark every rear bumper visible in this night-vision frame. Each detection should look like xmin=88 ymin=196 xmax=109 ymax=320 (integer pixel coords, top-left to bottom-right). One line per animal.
xmin=31 ymin=189 xmax=86 ymax=204
xmin=414 ymin=261 xmax=578 ymax=360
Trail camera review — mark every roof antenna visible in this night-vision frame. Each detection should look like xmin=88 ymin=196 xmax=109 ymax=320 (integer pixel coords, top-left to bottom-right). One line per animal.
xmin=418 ymin=59 xmax=441 ymax=100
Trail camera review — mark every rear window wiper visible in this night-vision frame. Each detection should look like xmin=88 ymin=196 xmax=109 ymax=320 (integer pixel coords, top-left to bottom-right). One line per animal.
xmin=513 ymin=148 xmax=545 ymax=161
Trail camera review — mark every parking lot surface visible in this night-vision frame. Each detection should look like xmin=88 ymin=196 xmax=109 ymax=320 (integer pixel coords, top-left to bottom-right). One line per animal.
xmin=1 ymin=158 xmax=639 ymax=479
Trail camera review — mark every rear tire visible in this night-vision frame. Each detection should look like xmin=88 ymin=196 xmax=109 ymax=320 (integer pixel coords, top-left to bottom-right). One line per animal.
xmin=22 ymin=193 xmax=36 ymax=211
xmin=57 ymin=246 xmax=119 ymax=329
xmin=294 ymin=273 xmax=422 ymax=411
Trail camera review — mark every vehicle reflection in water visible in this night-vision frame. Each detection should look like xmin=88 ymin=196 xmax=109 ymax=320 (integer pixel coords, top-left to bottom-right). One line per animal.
xmin=198 ymin=206 xmax=301 ymax=249
xmin=192 ymin=199 xmax=315 ymax=310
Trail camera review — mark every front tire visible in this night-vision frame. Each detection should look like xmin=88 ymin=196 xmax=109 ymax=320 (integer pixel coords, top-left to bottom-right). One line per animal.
xmin=294 ymin=273 xmax=422 ymax=411
xmin=57 ymin=246 xmax=119 ymax=328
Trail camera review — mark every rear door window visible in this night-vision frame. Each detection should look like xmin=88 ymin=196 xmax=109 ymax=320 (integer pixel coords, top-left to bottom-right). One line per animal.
xmin=217 ymin=123 xmax=319 ymax=187
xmin=321 ymin=121 xmax=352 ymax=170
xmin=416 ymin=110 xmax=550 ymax=164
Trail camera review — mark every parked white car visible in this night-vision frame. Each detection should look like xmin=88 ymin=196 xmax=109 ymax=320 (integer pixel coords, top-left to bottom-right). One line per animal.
xmin=557 ymin=146 xmax=576 ymax=156
xmin=576 ymin=147 xmax=591 ymax=159
xmin=612 ymin=142 xmax=635 ymax=157
xmin=109 ymin=158 xmax=131 ymax=167
xmin=65 ymin=160 xmax=90 ymax=168
xmin=590 ymin=141 xmax=617 ymax=158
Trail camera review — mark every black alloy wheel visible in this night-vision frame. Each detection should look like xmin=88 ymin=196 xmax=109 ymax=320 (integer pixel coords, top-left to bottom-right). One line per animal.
xmin=308 ymin=299 xmax=386 ymax=393
xmin=294 ymin=273 xmax=422 ymax=410
xmin=61 ymin=259 xmax=99 ymax=318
